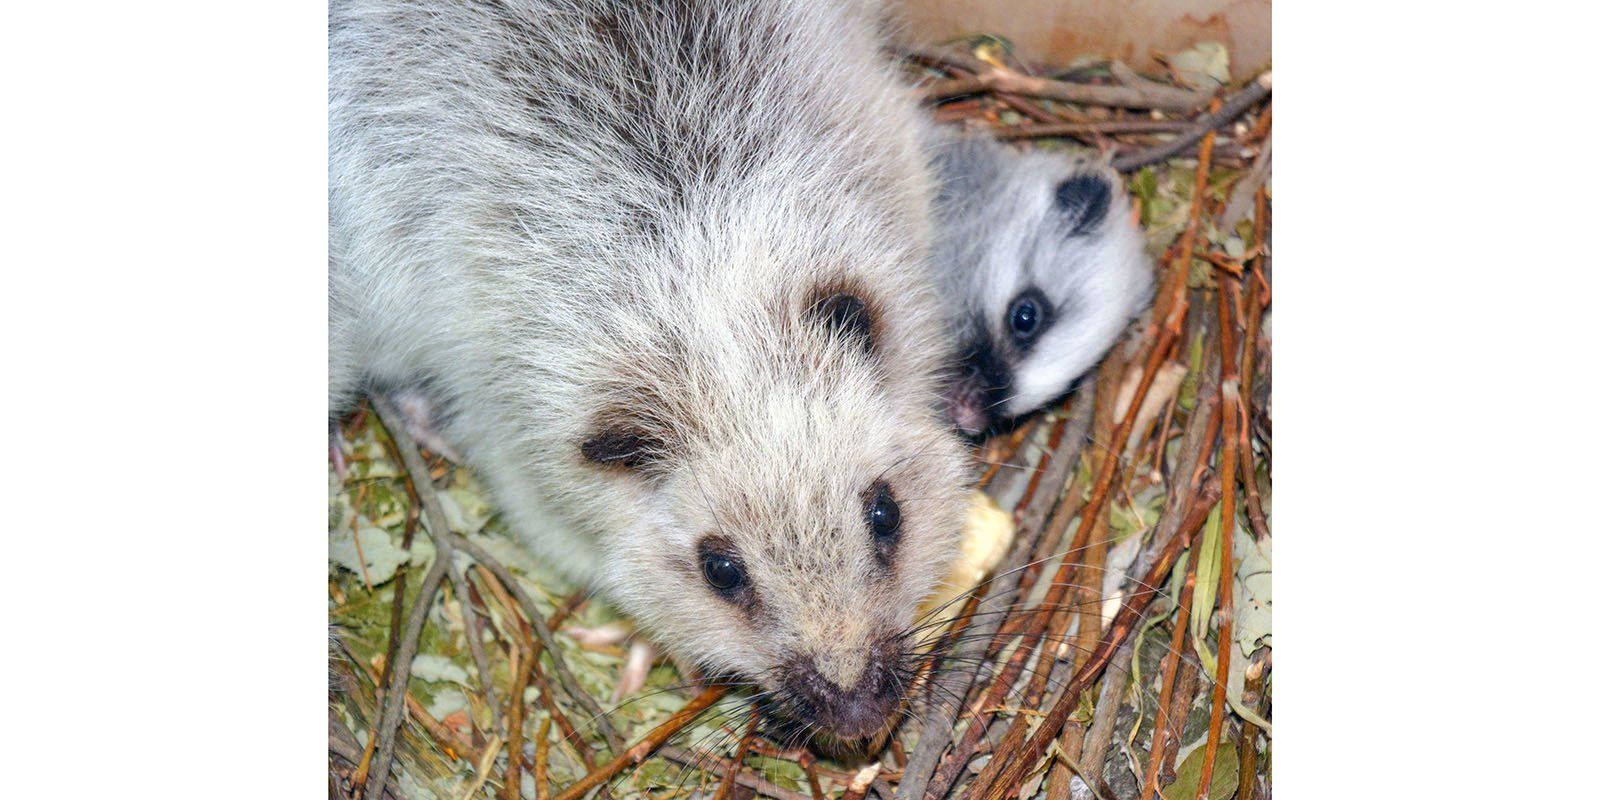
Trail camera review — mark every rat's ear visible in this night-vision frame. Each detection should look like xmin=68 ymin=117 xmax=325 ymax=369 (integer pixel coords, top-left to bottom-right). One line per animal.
xmin=1054 ymin=172 xmax=1112 ymax=236
xmin=579 ymin=393 xmax=683 ymax=477
xmin=804 ymin=278 xmax=881 ymax=357
xmin=580 ymin=425 xmax=666 ymax=471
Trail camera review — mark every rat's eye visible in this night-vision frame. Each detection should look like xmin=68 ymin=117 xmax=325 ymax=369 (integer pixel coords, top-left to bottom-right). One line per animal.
xmin=701 ymin=552 xmax=745 ymax=593
xmin=866 ymin=482 xmax=901 ymax=546
xmin=1007 ymin=289 xmax=1052 ymax=346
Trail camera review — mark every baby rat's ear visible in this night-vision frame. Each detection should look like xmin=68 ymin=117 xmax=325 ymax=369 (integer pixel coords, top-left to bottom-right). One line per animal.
xmin=1054 ymin=172 xmax=1113 ymax=236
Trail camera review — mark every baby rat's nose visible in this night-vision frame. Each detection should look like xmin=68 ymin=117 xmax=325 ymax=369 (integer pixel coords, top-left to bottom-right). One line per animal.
xmin=781 ymin=643 xmax=904 ymax=740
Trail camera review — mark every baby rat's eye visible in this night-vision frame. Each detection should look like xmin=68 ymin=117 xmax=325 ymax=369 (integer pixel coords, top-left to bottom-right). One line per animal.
xmin=866 ymin=482 xmax=901 ymax=546
xmin=701 ymin=551 xmax=746 ymax=593
xmin=1007 ymin=289 xmax=1052 ymax=346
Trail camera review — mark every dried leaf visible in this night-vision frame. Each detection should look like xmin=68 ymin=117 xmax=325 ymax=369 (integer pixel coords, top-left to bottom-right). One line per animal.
xmin=329 ymin=525 xmax=409 ymax=585
xmin=1163 ymin=42 xmax=1231 ymax=91
xmin=1162 ymin=742 xmax=1238 ymax=800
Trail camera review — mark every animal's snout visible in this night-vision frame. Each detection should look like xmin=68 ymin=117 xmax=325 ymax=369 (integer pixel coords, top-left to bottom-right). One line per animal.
xmin=780 ymin=642 xmax=905 ymax=740
xmin=950 ymin=335 xmax=1013 ymax=434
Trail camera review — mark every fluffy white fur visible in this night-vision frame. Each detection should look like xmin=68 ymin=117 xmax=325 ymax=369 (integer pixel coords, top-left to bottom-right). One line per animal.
xmin=929 ymin=133 xmax=1154 ymax=431
xmin=330 ymin=0 xmax=969 ymax=735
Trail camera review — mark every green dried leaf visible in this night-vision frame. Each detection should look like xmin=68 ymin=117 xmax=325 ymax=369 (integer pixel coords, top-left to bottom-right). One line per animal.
xmin=329 ymin=525 xmax=409 ymax=585
xmin=1163 ymin=42 xmax=1231 ymax=90
xmin=1163 ymin=742 xmax=1239 ymax=800
xmin=747 ymin=755 xmax=807 ymax=791
xmin=1234 ymin=530 xmax=1271 ymax=656
xmin=1189 ymin=503 xmax=1224 ymax=671
xmin=411 ymin=654 xmax=470 ymax=686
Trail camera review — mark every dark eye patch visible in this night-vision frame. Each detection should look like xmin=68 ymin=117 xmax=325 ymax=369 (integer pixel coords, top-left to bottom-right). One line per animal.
xmin=1054 ymin=174 xmax=1111 ymax=236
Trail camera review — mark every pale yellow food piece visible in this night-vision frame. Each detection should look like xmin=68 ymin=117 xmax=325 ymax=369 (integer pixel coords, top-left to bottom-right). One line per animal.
xmin=913 ymin=490 xmax=1016 ymax=649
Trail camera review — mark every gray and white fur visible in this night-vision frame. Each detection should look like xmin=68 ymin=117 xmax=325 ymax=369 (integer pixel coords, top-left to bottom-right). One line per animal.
xmin=929 ymin=133 xmax=1154 ymax=434
xmin=329 ymin=0 xmax=969 ymax=740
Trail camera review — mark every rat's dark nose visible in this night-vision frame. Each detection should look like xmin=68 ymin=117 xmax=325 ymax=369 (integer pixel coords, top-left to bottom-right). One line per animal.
xmin=949 ymin=334 xmax=1013 ymax=435
xmin=780 ymin=647 xmax=905 ymax=740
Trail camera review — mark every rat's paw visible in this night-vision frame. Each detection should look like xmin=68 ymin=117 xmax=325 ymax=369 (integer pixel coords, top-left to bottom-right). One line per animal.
xmin=567 ymin=622 xmax=658 ymax=702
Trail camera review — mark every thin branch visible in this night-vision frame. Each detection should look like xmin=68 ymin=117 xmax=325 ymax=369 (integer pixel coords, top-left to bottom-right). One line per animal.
xmin=1111 ymin=73 xmax=1271 ymax=172
xmin=1137 ymin=546 xmax=1199 ymax=800
xmin=712 ymin=714 xmax=763 ymax=800
xmin=364 ymin=542 xmax=451 ymax=799
xmin=962 ymin=104 xmax=1222 ymax=800
xmin=1195 ymin=277 xmax=1244 ymax=800
xmin=895 ymin=393 xmax=1094 ymax=800
xmin=550 ymin=685 xmax=731 ymax=800
xmin=535 ymin=718 xmax=554 ymax=800
xmin=924 ymin=67 xmax=1207 ymax=113
xmin=504 ymin=630 xmax=537 ymax=800
xmin=994 ymin=119 xmax=1192 ymax=140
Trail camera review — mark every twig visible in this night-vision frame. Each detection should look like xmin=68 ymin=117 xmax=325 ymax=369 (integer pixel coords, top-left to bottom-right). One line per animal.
xmin=842 ymin=763 xmax=883 ymax=800
xmin=504 ymin=631 xmax=537 ymax=800
xmin=1237 ymin=186 xmax=1272 ymax=540
xmin=1111 ymin=73 xmax=1271 ymax=172
xmin=550 ymin=685 xmax=730 ymax=800
xmin=330 ymin=712 xmax=404 ymax=800
xmin=366 ymin=394 xmax=497 ymax=800
xmin=1195 ymin=278 xmax=1244 ymax=800
xmin=976 ymin=418 xmax=1037 ymax=490
xmin=455 ymin=573 xmax=503 ymax=736
xmin=353 ymin=647 xmax=485 ymax=765
xmin=536 ymin=718 xmax=554 ymax=800
xmin=962 ymin=110 xmax=1221 ymax=800
xmin=1234 ymin=649 xmax=1270 ymax=800
xmin=924 ymin=67 xmax=1207 ymax=113
xmin=462 ymin=737 xmax=505 ymax=800
xmin=1137 ymin=545 xmax=1200 ymax=800
xmin=374 ymin=396 xmax=503 ymax=738
xmin=994 ymin=119 xmax=1192 ymax=140
xmin=1076 ymin=643 xmax=1135 ymax=794
xmin=712 ymin=714 xmax=762 ymax=800
xmin=1220 ymin=137 xmax=1272 ymax=232
xmin=365 ymin=543 xmax=452 ymax=800
xmin=472 ymin=564 xmax=602 ymax=774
